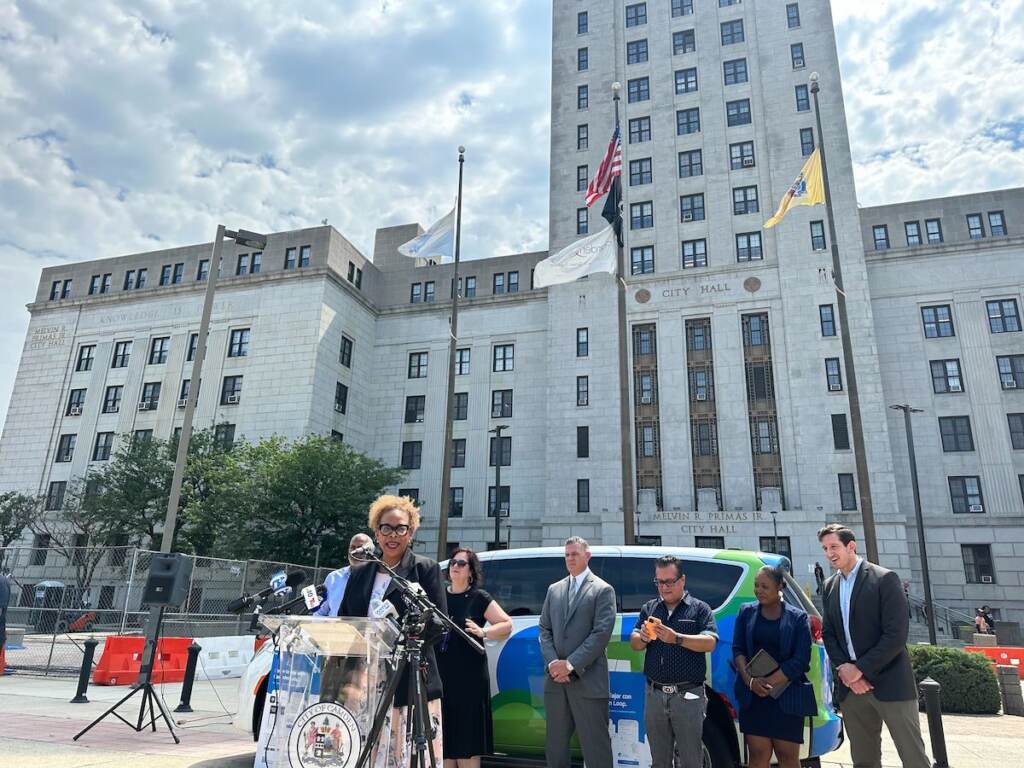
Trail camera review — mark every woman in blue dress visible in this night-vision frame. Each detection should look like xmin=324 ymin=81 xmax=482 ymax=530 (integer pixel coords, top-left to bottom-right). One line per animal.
xmin=732 ymin=565 xmax=815 ymax=768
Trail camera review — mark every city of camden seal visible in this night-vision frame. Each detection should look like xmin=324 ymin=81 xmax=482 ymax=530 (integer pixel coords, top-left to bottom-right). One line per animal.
xmin=288 ymin=701 xmax=361 ymax=768
xmin=743 ymin=277 xmax=762 ymax=293
xmin=635 ymin=288 xmax=651 ymax=303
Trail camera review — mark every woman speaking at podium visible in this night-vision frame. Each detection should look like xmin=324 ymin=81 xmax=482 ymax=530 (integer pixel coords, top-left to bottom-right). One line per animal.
xmin=340 ymin=494 xmax=448 ymax=765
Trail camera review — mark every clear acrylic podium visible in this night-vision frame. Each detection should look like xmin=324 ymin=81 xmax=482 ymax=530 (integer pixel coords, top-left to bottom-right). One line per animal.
xmin=254 ymin=616 xmax=399 ymax=768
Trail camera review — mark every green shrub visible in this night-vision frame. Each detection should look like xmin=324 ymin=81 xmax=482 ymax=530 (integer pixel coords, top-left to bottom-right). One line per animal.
xmin=907 ymin=645 xmax=1001 ymax=714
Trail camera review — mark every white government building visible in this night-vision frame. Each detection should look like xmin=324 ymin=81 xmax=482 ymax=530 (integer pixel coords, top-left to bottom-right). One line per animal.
xmin=2 ymin=0 xmax=1022 ymax=625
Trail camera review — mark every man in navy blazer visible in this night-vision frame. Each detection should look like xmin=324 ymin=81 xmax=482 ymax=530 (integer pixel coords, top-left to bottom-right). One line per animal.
xmin=818 ymin=524 xmax=929 ymax=768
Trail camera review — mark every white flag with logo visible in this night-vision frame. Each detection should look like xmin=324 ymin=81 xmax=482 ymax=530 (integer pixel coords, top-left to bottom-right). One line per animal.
xmin=397 ymin=207 xmax=456 ymax=262
xmin=533 ymin=226 xmax=618 ymax=288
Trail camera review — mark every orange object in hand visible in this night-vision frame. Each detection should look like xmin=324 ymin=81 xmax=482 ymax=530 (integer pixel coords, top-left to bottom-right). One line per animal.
xmin=644 ymin=617 xmax=661 ymax=640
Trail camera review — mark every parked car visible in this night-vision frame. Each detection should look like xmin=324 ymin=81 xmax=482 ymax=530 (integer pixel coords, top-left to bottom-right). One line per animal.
xmin=235 ymin=546 xmax=841 ymax=767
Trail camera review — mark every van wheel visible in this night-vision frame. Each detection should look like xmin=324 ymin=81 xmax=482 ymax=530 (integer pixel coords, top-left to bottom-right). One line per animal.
xmin=252 ymin=678 xmax=267 ymax=741
xmin=702 ymin=723 xmax=733 ymax=768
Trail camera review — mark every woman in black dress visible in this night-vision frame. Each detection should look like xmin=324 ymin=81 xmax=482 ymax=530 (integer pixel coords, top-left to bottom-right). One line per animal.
xmin=437 ymin=548 xmax=512 ymax=768
xmin=732 ymin=565 xmax=814 ymax=768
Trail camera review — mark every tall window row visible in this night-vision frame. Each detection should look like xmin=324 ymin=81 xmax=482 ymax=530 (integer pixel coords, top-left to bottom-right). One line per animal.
xmin=632 ymin=324 xmax=663 ymax=508
xmin=686 ymin=317 xmax=722 ymax=510
xmin=742 ymin=313 xmax=784 ymax=510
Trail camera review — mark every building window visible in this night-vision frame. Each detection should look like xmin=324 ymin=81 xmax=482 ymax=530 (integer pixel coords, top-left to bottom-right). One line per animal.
xmin=448 ymin=487 xmax=464 ymax=517
xmin=626 ymin=39 xmax=648 ymax=65
xmin=49 ymin=280 xmax=60 ymax=300
xmin=795 ymin=84 xmax=810 ymax=112
xmin=495 ymin=273 xmax=507 ymax=297
xmin=576 ymin=207 xmax=589 ymax=235
xmin=629 ymin=158 xmax=653 ymax=186
xmin=825 ymin=358 xmax=843 ymax=391
xmin=723 ymin=58 xmax=747 ymax=85
xmin=726 ymin=99 xmax=752 ymax=126
xmin=401 ymin=441 xmax=422 ymax=470
xmin=56 ymin=434 xmax=76 ymax=462
xmin=577 ymin=426 xmax=590 ymax=458
xmin=424 ymin=281 xmax=435 ymax=303
xmin=751 ymin=417 xmax=776 ymax=455
xmin=410 ymin=283 xmax=423 ymax=303
xmin=159 ymin=265 xmax=172 ymax=286
xmin=577 ymin=479 xmax=590 ymax=513
xmin=491 ymin=389 xmax=513 ymax=418
xmin=676 ymin=107 xmax=701 ymax=135
xmin=236 ymin=253 xmax=250 ymax=275
xmin=905 ymin=221 xmax=922 ymax=246
xmin=872 ymin=224 xmax=890 ymax=250
xmin=838 ymin=473 xmax=857 ymax=510
xmin=638 ymin=423 xmax=658 ymax=457
xmin=66 ymin=388 xmax=86 ymax=416
xmin=489 ymin=435 xmax=512 ymax=467
xmin=939 ymin=416 xmax=974 ymax=452
xmin=99 ymin=273 xmax=111 ymax=293
xmin=987 ymin=299 xmax=1021 ymax=333
xmin=682 ymin=239 xmax=707 ymax=269
xmin=630 ymin=201 xmax=654 ymax=229
xmin=404 ymin=395 xmax=424 ymax=424
xmin=197 ymin=259 xmax=210 ymax=281
xmin=112 ymin=340 xmax=132 ymax=368
xmin=1007 ymin=413 xmax=1024 ymax=450
xmin=124 ymin=270 xmax=138 ymax=290
xmin=967 ymin=213 xmax=985 ymax=239
xmin=103 ymin=385 xmax=123 ymax=413
xmin=736 ymin=232 xmax=763 ymax=261
xmin=988 ymin=210 xmax=1007 ymax=236
xmin=675 ymin=67 xmax=698 ymax=94
xmin=832 ymin=414 xmax=850 ymax=450
xmin=673 ymin=29 xmax=696 ymax=55
xmin=800 ymin=127 xmax=815 ymax=156
xmin=488 ymin=486 xmax=510 ymax=517
xmin=451 ymin=347 xmax=469 ymax=376
xmin=790 ymin=42 xmax=805 ymax=68
xmin=340 ymin=336 xmax=353 ymax=367
xmin=577 ymin=328 xmax=590 ymax=357
xmin=690 ymin=369 xmax=712 ymax=403
xmin=296 ymin=244 xmax=310 ymax=267
xmin=625 ymin=2 xmax=647 ymax=26
xmin=577 ymin=84 xmax=589 ymax=110
xmin=452 ymin=439 xmax=466 ymax=468
xmin=721 ymin=19 xmax=744 ymax=45
xmin=921 ymin=305 xmax=954 ymax=338
xmin=453 ymin=392 xmax=468 ymax=420
xmin=678 ymin=149 xmax=703 ymax=178
xmin=998 ymin=355 xmax=1024 ymax=389
xmin=926 ymin=219 xmax=943 ymax=243
xmin=577 ymin=165 xmax=588 ymax=192
xmin=92 ymin=432 xmax=114 ymax=461
xmin=628 ymin=118 xmax=651 ymax=146
xmin=743 ymin=315 xmax=768 ymax=348
xmin=493 ymin=344 xmax=514 ymax=372
xmin=76 ymin=345 xmax=95 ymax=372
xmin=810 ymin=220 xmax=827 ymax=251
xmin=696 ymin=535 xmax=725 ymax=549
xmin=680 ymin=193 xmax=705 ymax=222
xmin=464 ymin=276 xmax=476 ymax=297
xmin=225 ymin=328 xmax=249 ymax=358
xmin=631 ymin=246 xmax=655 ymax=275
xmin=672 ymin=0 xmax=694 ymax=16
xmin=819 ymin=304 xmax=836 ymax=336
xmin=639 ymin=372 xmax=657 ymax=404
xmin=949 ymin=476 xmax=984 ymax=514
xmin=733 ymin=186 xmax=759 ymax=215
xmin=692 ymin=418 xmax=717 ymax=456
xmin=329 ymin=382 xmax=346 ymax=414
xmin=577 ymin=376 xmax=589 ymax=406
xmin=730 ymin=141 xmax=755 ymax=169
xmin=930 ymin=359 xmax=964 ymax=393
xmin=148 ymin=336 xmax=169 ymax=365
xmin=720 ymin=0 xmax=741 ymax=5
xmin=179 ymin=378 xmax=193 ymax=402
xmin=627 ymin=77 xmax=650 ymax=103
xmin=220 ymin=376 xmax=241 ymax=405
xmin=408 ymin=352 xmax=428 ymax=379
xmin=577 ymin=10 xmax=588 ymax=34
xmin=45 ymin=481 xmax=67 ymax=511
xmin=89 ymin=274 xmax=102 ymax=294
xmin=786 ymin=3 xmax=801 ymax=27
xmin=577 ymin=47 xmax=588 ymax=71
xmin=962 ymin=544 xmax=995 ymax=584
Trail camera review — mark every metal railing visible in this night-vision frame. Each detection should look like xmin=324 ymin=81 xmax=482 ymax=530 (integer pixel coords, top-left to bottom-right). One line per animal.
xmin=906 ymin=593 xmax=976 ymax=640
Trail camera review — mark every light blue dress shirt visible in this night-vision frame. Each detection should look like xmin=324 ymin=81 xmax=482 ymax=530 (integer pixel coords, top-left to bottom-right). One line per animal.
xmin=838 ymin=557 xmax=863 ymax=661
xmin=314 ymin=565 xmax=352 ymax=617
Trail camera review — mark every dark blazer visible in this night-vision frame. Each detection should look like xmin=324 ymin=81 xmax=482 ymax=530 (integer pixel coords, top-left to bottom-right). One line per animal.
xmin=339 ymin=548 xmax=448 ymax=705
xmin=732 ymin=601 xmax=812 ymax=716
xmin=820 ymin=560 xmax=917 ymax=703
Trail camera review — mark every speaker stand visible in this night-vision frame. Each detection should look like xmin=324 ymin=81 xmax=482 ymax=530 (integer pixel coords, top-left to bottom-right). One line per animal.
xmin=73 ymin=605 xmax=180 ymax=744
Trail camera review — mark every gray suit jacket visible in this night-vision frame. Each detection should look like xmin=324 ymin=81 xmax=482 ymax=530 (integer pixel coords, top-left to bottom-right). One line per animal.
xmin=539 ymin=571 xmax=616 ymax=699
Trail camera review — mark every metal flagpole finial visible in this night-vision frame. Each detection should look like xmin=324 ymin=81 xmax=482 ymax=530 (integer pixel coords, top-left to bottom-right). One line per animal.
xmin=458 ymin=145 xmax=466 ymax=156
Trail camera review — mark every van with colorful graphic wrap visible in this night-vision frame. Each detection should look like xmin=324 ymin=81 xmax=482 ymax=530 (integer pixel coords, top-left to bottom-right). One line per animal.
xmin=467 ymin=546 xmax=841 ymax=767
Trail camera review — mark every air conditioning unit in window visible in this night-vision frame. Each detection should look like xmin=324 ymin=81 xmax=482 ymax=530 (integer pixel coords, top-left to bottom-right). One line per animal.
xmin=828 ymin=383 xmax=842 ymax=392
xmin=682 ymin=212 xmax=694 ymax=222
xmin=226 ymin=394 xmax=241 ymax=405
xmin=177 ymin=399 xmax=188 ymax=409
xmin=1003 ymin=380 xmax=1018 ymax=390
xmin=69 ymin=405 xmax=82 ymax=416
xmin=949 ymin=382 xmax=963 ymax=393
xmin=138 ymin=401 xmax=151 ymax=411
xmin=696 ymin=392 xmax=707 ymax=401
xmin=981 ymin=575 xmax=993 ymax=584
xmin=334 ymin=404 xmax=345 ymax=413
xmin=969 ymin=503 xmax=984 ymax=513
xmin=640 ymin=394 xmax=653 ymax=404
xmin=742 ymin=157 xmax=755 ymax=168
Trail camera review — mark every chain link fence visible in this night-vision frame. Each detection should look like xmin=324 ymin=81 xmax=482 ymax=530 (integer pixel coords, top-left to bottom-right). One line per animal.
xmin=1 ymin=545 xmax=331 ymax=676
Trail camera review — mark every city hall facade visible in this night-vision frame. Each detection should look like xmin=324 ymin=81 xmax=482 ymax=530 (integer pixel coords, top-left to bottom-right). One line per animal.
xmin=2 ymin=0 xmax=1023 ymax=623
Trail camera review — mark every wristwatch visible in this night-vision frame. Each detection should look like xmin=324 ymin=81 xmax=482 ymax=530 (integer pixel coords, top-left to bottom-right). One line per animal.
xmin=482 ymin=627 xmax=488 ymax=640
xmin=675 ymin=633 xmax=684 ymax=647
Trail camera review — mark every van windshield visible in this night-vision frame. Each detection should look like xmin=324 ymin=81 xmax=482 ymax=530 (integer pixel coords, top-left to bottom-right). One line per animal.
xmin=611 ymin=557 xmax=744 ymax=611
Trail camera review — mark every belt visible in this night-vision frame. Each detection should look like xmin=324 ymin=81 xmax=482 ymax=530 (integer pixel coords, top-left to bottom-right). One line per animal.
xmin=647 ymin=680 xmax=702 ymax=694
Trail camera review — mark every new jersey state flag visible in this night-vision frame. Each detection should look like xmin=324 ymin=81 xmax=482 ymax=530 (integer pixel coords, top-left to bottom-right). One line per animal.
xmin=763 ymin=148 xmax=825 ymax=228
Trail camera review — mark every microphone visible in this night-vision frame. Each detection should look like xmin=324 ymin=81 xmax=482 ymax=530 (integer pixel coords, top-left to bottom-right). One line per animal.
xmin=370 ymin=597 xmax=399 ymax=621
xmin=351 ymin=543 xmax=377 ymax=561
xmin=301 ymin=584 xmax=323 ymax=611
xmin=226 ymin=571 xmax=306 ymax=614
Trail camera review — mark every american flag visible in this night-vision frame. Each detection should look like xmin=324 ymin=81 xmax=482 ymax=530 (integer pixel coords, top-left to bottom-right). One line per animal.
xmin=584 ymin=125 xmax=622 ymax=207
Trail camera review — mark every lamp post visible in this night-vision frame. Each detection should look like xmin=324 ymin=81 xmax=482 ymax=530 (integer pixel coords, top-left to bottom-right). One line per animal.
xmin=489 ymin=424 xmax=507 ymax=549
xmin=770 ymin=509 xmax=779 ymax=558
xmin=890 ymin=404 xmax=937 ymax=645
xmin=809 ymin=72 xmax=879 ymax=564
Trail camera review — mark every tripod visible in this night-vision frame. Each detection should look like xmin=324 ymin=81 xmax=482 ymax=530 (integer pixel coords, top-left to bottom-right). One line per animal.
xmin=353 ymin=554 xmax=484 ymax=768
xmin=73 ymin=605 xmax=180 ymax=744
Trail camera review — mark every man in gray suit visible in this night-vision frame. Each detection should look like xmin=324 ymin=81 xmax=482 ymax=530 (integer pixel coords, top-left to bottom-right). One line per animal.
xmin=539 ymin=536 xmax=616 ymax=768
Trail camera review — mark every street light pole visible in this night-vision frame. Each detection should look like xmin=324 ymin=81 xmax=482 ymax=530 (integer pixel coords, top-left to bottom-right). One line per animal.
xmin=809 ymin=72 xmax=879 ymax=564
xmin=489 ymin=424 xmax=507 ymax=549
xmin=890 ymin=404 xmax=937 ymax=645
xmin=770 ymin=510 xmax=779 ymax=558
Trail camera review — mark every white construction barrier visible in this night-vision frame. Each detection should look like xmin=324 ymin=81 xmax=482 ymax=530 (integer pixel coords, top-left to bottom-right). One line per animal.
xmin=195 ymin=635 xmax=257 ymax=680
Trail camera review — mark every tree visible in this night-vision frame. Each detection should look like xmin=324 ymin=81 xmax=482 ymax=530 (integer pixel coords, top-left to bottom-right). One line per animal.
xmin=0 ymin=491 xmax=37 ymax=568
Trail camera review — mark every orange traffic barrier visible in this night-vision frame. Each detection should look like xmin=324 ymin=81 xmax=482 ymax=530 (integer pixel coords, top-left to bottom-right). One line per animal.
xmin=92 ymin=635 xmax=195 ymax=685
xmin=150 ymin=637 xmax=194 ymax=684
xmin=964 ymin=645 xmax=1024 ymax=679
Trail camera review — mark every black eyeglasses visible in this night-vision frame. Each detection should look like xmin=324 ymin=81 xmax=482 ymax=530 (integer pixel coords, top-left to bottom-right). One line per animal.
xmin=653 ymin=576 xmax=682 ymax=587
xmin=450 ymin=559 xmax=469 ymax=568
xmin=378 ymin=523 xmax=410 ymax=537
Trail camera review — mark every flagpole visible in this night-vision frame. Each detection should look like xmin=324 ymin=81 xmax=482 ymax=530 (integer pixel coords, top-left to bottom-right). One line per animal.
xmin=611 ymin=83 xmax=636 ymax=546
xmin=809 ymin=73 xmax=879 ymax=563
xmin=436 ymin=146 xmax=465 ymax=561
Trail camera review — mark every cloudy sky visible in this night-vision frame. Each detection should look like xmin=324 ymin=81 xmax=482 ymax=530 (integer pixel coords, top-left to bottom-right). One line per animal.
xmin=2 ymin=0 xmax=1023 ymax=426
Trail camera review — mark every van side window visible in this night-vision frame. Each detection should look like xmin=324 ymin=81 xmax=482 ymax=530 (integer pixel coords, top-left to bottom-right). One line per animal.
xmin=483 ymin=558 xmax=569 ymax=616
xmin=614 ymin=557 xmax=744 ymax=611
